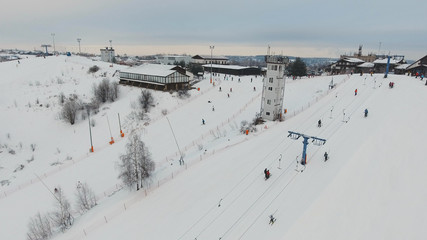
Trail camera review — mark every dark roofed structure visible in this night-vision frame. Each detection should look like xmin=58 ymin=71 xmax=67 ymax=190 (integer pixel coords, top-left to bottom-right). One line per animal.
xmin=202 ymin=64 xmax=261 ymax=76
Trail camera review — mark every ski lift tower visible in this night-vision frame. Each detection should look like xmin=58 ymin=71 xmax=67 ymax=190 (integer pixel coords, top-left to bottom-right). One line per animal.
xmin=287 ymin=131 xmax=326 ymax=165
xmin=382 ymin=54 xmax=405 ymax=78
xmin=260 ymin=50 xmax=289 ymax=121
xmin=41 ymin=44 xmax=51 ymax=56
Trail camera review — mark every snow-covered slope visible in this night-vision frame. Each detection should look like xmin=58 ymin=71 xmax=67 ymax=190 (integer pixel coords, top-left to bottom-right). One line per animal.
xmin=1 ymin=55 xmax=426 ymax=240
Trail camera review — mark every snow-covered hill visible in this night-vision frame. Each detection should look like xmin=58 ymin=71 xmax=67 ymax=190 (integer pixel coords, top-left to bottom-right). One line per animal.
xmin=1 ymin=55 xmax=426 ymax=240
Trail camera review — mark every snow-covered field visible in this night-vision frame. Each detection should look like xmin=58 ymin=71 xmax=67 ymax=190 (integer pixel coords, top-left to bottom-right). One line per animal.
xmin=1 ymin=55 xmax=426 ymax=240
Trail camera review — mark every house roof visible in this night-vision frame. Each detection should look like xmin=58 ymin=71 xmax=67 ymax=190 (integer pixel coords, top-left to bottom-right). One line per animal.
xmin=202 ymin=64 xmax=257 ymax=70
xmin=357 ymin=62 xmax=374 ymax=68
xmin=406 ymin=55 xmax=427 ymax=70
xmin=373 ymin=58 xmax=400 ymax=64
xmin=193 ymin=55 xmax=228 ymax=60
xmin=343 ymin=57 xmax=365 ymax=63
xmin=394 ymin=64 xmax=410 ymax=70
xmin=121 ymin=64 xmax=178 ymax=77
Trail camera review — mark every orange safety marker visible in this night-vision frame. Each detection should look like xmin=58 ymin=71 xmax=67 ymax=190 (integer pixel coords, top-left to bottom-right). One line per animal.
xmin=90 ymin=146 xmax=94 ymax=152
xmin=109 ymin=137 xmax=115 ymax=145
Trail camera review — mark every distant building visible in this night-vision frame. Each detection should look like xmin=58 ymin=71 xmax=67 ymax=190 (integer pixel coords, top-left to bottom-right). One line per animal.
xmin=192 ymin=55 xmax=228 ymax=65
xmin=100 ymin=47 xmax=115 ymax=63
xmin=119 ymin=64 xmax=189 ymax=91
xmin=340 ymin=45 xmax=377 ymax=62
xmin=356 ymin=62 xmax=375 ymax=73
xmin=331 ymin=57 xmax=364 ymax=74
xmin=155 ymin=55 xmax=192 ymax=65
xmin=406 ymin=55 xmax=427 ymax=76
xmin=373 ymin=57 xmax=405 ymax=73
xmin=394 ymin=64 xmax=410 ymax=75
xmin=202 ymin=64 xmax=261 ymax=76
xmin=260 ymin=55 xmax=288 ymax=121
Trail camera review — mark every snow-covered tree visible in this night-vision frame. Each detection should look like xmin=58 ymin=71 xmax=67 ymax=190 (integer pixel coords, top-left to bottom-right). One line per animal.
xmin=74 ymin=182 xmax=97 ymax=213
xmin=61 ymin=99 xmax=79 ymax=125
xmin=51 ymin=187 xmax=73 ymax=232
xmin=117 ymin=133 xmax=155 ymax=191
xmin=27 ymin=212 xmax=52 ymax=240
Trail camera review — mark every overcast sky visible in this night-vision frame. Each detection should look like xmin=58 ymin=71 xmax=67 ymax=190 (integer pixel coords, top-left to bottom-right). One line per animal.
xmin=1 ymin=0 xmax=426 ymax=59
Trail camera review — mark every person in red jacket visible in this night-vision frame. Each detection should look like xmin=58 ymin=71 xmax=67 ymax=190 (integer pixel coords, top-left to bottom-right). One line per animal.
xmin=354 ymin=88 xmax=358 ymax=96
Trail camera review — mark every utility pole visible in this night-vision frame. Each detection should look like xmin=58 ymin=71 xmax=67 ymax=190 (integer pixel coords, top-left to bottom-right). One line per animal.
xmin=51 ymin=33 xmax=56 ymax=54
xmin=109 ymin=40 xmax=113 ymax=62
xmin=88 ymin=108 xmax=94 ymax=152
xmin=210 ymin=45 xmax=214 ymax=84
xmin=77 ymin=38 xmax=81 ymax=55
xmin=166 ymin=117 xmax=184 ymax=166
xmin=118 ymin=113 xmax=124 ymax=137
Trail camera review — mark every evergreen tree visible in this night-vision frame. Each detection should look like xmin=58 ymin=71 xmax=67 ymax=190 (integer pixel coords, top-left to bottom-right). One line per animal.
xmin=289 ymin=57 xmax=307 ymax=77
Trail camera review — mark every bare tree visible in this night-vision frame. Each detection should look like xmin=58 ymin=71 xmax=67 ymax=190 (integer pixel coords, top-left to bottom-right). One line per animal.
xmin=117 ymin=133 xmax=155 ymax=191
xmin=27 ymin=212 xmax=52 ymax=240
xmin=93 ymin=79 xmax=110 ymax=103
xmin=61 ymin=99 xmax=79 ymax=125
xmin=51 ymin=187 xmax=73 ymax=232
xmin=139 ymin=90 xmax=155 ymax=113
xmin=109 ymin=82 xmax=119 ymax=101
xmin=93 ymin=79 xmax=119 ymax=103
xmin=74 ymin=182 xmax=97 ymax=213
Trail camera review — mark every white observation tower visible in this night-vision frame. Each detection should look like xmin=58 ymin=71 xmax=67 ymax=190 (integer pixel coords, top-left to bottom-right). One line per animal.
xmin=260 ymin=54 xmax=288 ymax=121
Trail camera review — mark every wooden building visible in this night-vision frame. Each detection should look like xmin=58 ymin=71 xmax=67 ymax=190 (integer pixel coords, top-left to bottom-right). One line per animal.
xmin=119 ymin=64 xmax=189 ymax=91
xmin=331 ymin=58 xmax=364 ymax=74
xmin=407 ymin=55 xmax=427 ymax=76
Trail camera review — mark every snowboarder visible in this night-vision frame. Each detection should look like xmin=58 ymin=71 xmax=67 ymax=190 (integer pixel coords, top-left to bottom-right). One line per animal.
xmin=318 ymin=119 xmax=322 ymax=127
xmin=354 ymin=89 xmax=358 ymax=96
xmin=324 ymin=152 xmax=328 ymax=161
xmin=202 ymin=119 xmax=205 ymax=125
xmin=269 ymin=215 xmax=276 ymax=225
xmin=364 ymin=109 xmax=368 ymax=118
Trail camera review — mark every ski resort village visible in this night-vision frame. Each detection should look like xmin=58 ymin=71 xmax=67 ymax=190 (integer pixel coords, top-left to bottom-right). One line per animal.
xmin=0 ymin=45 xmax=427 ymax=240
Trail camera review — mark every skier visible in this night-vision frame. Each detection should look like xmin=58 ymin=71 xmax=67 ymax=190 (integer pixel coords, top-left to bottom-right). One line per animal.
xmin=269 ymin=215 xmax=276 ymax=225
xmin=264 ymin=168 xmax=268 ymax=178
xmin=227 ymin=93 xmax=230 ymax=98
xmin=230 ymin=88 xmax=232 ymax=92
xmin=219 ymin=87 xmax=222 ymax=91
xmin=324 ymin=152 xmax=328 ymax=161
xmin=202 ymin=119 xmax=205 ymax=125
xmin=318 ymin=119 xmax=322 ymax=127
xmin=364 ymin=109 xmax=368 ymax=117
xmin=212 ymin=106 xmax=215 ymax=111
xmin=266 ymin=169 xmax=270 ymax=179
xmin=354 ymin=89 xmax=358 ymax=96
xmin=253 ymin=86 xmax=256 ymax=91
